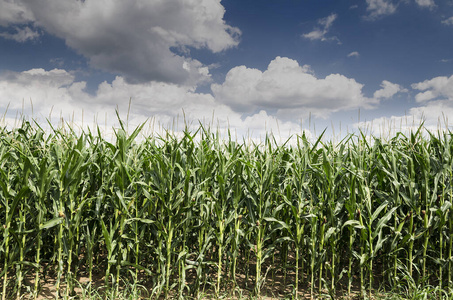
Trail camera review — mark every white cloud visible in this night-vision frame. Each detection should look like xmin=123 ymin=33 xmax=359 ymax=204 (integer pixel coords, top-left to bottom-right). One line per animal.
xmin=0 ymin=0 xmax=240 ymax=85
xmin=0 ymin=68 xmax=303 ymax=142
xmin=347 ymin=51 xmax=360 ymax=58
xmin=49 ymin=57 xmax=64 ymax=67
xmin=415 ymin=0 xmax=436 ymax=9
xmin=211 ymin=56 xmax=376 ymax=119
xmin=302 ymin=13 xmax=340 ymax=43
xmin=365 ymin=0 xmax=397 ymax=19
xmin=356 ymin=75 xmax=453 ymax=137
xmin=373 ymin=80 xmax=408 ymax=99
xmin=0 ymin=0 xmax=34 ymax=26
xmin=354 ymin=100 xmax=453 ymax=138
xmin=0 ymin=26 xmax=40 ymax=42
xmin=442 ymin=17 xmax=453 ymax=25
xmin=407 ymin=101 xmax=453 ymax=130
xmin=411 ymin=75 xmax=453 ymax=102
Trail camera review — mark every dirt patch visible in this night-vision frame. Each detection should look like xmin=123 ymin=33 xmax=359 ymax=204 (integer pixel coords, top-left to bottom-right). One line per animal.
xmin=2 ymin=252 xmax=370 ymax=299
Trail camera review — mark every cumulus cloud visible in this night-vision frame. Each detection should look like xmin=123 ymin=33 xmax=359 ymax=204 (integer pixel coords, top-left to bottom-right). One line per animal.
xmin=415 ymin=0 xmax=436 ymax=9
xmin=0 ymin=26 xmax=40 ymax=42
xmin=0 ymin=68 xmax=303 ymax=142
xmin=0 ymin=0 xmax=34 ymax=26
xmin=354 ymin=100 xmax=453 ymax=137
xmin=373 ymin=80 xmax=408 ymax=99
xmin=442 ymin=17 xmax=453 ymax=25
xmin=302 ymin=13 xmax=340 ymax=43
xmin=0 ymin=0 xmax=240 ymax=85
xmin=411 ymin=75 xmax=453 ymax=102
xmin=408 ymin=101 xmax=453 ymax=127
xmin=355 ymin=75 xmax=453 ymax=136
xmin=347 ymin=51 xmax=360 ymax=58
xmin=365 ymin=0 xmax=397 ymax=19
xmin=211 ymin=56 xmax=376 ymax=119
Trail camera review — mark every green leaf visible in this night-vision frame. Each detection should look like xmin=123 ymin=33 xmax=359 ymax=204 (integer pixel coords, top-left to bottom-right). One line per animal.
xmin=39 ymin=218 xmax=63 ymax=230
xmin=101 ymin=219 xmax=112 ymax=254
xmin=373 ymin=207 xmax=398 ymax=239
xmin=371 ymin=201 xmax=388 ymax=223
xmin=342 ymin=220 xmax=364 ymax=230
xmin=126 ymin=218 xmax=155 ymax=225
xmin=264 ymin=217 xmax=291 ymax=231
xmin=325 ymin=227 xmax=337 ymax=240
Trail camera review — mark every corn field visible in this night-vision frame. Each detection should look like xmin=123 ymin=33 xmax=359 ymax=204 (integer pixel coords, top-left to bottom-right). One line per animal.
xmin=1 ymin=119 xmax=453 ymax=299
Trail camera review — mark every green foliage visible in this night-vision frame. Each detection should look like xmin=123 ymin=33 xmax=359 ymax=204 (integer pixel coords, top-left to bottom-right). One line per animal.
xmin=1 ymin=120 xmax=453 ymax=299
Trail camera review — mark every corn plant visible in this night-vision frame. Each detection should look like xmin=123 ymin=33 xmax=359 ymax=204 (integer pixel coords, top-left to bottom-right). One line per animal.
xmin=242 ymin=135 xmax=281 ymax=297
xmin=278 ymin=133 xmax=314 ymax=298
xmin=2 ymin=119 xmax=453 ymax=300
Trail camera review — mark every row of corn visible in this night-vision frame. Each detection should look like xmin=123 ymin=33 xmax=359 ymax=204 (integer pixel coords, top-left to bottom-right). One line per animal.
xmin=1 ymin=120 xmax=453 ymax=299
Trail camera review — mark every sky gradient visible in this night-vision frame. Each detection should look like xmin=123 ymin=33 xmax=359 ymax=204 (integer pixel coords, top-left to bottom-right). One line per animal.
xmin=1 ymin=0 xmax=452 ymax=141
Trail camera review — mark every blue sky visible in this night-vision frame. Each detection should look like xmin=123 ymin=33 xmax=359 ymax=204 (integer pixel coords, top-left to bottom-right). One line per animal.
xmin=0 ymin=0 xmax=452 ymax=141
